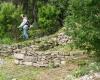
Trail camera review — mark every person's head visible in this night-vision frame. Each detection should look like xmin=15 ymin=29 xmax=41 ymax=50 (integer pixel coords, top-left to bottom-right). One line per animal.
xmin=20 ymin=14 xmax=24 ymax=18
xmin=20 ymin=14 xmax=27 ymax=19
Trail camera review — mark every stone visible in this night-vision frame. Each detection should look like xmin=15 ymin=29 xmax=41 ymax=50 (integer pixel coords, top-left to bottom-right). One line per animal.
xmin=57 ymin=55 xmax=65 ymax=59
xmin=37 ymin=56 xmax=42 ymax=61
xmin=12 ymin=78 xmax=17 ymax=80
xmin=65 ymin=75 xmax=76 ymax=80
xmin=14 ymin=59 xmax=23 ymax=65
xmin=19 ymin=60 xmax=23 ymax=65
xmin=94 ymin=73 xmax=100 ymax=79
xmin=20 ymin=50 xmax=26 ymax=54
xmin=61 ymin=61 xmax=66 ymax=65
xmin=32 ymin=57 xmax=38 ymax=63
xmin=53 ymin=58 xmax=61 ymax=67
xmin=14 ymin=59 xmax=19 ymax=64
xmin=36 ymin=61 xmax=48 ymax=67
xmin=64 ymin=52 xmax=70 ymax=56
xmin=23 ymin=62 xmax=32 ymax=66
xmin=24 ymin=56 xmax=33 ymax=62
xmin=51 ymin=53 xmax=57 ymax=58
xmin=41 ymin=55 xmax=46 ymax=58
xmin=13 ymin=49 xmax=20 ymax=53
xmin=46 ymin=55 xmax=52 ymax=60
xmin=33 ymin=63 xmax=39 ymax=67
xmin=64 ymin=55 xmax=68 ymax=59
xmin=14 ymin=53 xmax=24 ymax=59
xmin=39 ymin=64 xmax=48 ymax=67
xmin=42 ymin=57 xmax=47 ymax=60
xmin=0 ymin=52 xmax=9 ymax=56
xmin=57 ymin=33 xmax=72 ymax=45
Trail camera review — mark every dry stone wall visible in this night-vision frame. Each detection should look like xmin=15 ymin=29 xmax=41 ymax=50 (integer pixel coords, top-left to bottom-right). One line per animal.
xmin=0 ymin=43 xmax=85 ymax=67
xmin=0 ymin=44 xmax=14 ymax=56
xmin=0 ymin=41 xmax=35 ymax=56
xmin=13 ymin=46 xmax=85 ymax=67
xmin=57 ymin=32 xmax=72 ymax=45
xmin=0 ymin=32 xmax=71 ymax=56
xmin=0 ymin=33 xmax=85 ymax=67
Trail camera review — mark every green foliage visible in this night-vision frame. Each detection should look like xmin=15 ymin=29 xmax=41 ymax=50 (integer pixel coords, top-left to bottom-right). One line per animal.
xmin=38 ymin=4 xmax=60 ymax=34
xmin=73 ymin=62 xmax=100 ymax=78
xmin=29 ymin=28 xmax=45 ymax=38
xmin=0 ymin=37 xmax=12 ymax=44
xmin=49 ymin=0 xmax=69 ymax=19
xmin=73 ymin=66 xmax=89 ymax=78
xmin=64 ymin=0 xmax=100 ymax=52
xmin=0 ymin=73 xmax=7 ymax=80
xmin=0 ymin=2 xmax=22 ymax=43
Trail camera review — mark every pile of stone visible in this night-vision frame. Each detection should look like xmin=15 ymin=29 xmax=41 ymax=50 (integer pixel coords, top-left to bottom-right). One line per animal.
xmin=0 ymin=44 xmax=37 ymax=56
xmin=57 ymin=33 xmax=72 ymax=45
xmin=14 ymin=51 xmax=66 ymax=67
xmin=63 ymin=72 xmax=100 ymax=80
xmin=0 ymin=45 xmax=13 ymax=56
xmin=77 ymin=72 xmax=100 ymax=80
xmin=13 ymin=46 xmax=85 ymax=67
xmin=0 ymin=33 xmax=72 ymax=56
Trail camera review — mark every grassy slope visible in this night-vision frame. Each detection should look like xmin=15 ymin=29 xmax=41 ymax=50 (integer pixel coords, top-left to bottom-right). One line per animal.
xmin=0 ymin=27 xmax=100 ymax=80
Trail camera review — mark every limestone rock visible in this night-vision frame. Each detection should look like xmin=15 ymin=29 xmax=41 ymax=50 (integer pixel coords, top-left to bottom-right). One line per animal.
xmin=14 ymin=53 xmax=24 ymax=59
xmin=61 ymin=61 xmax=66 ymax=65
xmin=23 ymin=62 xmax=32 ymax=66
xmin=14 ymin=59 xmax=19 ymax=64
xmin=24 ymin=56 xmax=33 ymax=62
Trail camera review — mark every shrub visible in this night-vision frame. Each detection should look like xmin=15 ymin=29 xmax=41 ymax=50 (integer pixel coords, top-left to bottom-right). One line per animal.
xmin=0 ymin=37 xmax=12 ymax=44
xmin=0 ymin=2 xmax=22 ymax=43
xmin=38 ymin=4 xmax=60 ymax=35
xmin=64 ymin=0 xmax=100 ymax=53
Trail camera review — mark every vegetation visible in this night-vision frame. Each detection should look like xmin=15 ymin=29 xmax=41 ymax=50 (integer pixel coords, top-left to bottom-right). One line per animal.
xmin=64 ymin=0 xmax=100 ymax=53
xmin=0 ymin=2 xmax=22 ymax=44
xmin=0 ymin=57 xmax=44 ymax=80
xmin=0 ymin=0 xmax=100 ymax=79
xmin=0 ymin=0 xmax=99 ymax=53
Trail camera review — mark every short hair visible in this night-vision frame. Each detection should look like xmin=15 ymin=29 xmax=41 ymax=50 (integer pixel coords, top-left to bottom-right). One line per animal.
xmin=20 ymin=14 xmax=27 ymax=17
xmin=20 ymin=14 xmax=23 ymax=17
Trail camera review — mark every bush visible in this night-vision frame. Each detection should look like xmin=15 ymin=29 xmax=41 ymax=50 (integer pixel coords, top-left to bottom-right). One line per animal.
xmin=29 ymin=28 xmax=46 ymax=39
xmin=38 ymin=4 xmax=60 ymax=35
xmin=64 ymin=0 xmax=100 ymax=53
xmin=0 ymin=2 xmax=22 ymax=44
xmin=0 ymin=37 xmax=12 ymax=44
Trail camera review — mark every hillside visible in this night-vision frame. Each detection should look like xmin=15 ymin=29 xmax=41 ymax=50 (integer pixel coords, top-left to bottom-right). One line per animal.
xmin=0 ymin=0 xmax=100 ymax=80
xmin=0 ymin=27 xmax=100 ymax=80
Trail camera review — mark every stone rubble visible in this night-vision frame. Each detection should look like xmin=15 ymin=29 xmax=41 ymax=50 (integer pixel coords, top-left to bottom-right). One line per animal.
xmin=76 ymin=72 xmax=100 ymax=80
xmin=63 ymin=73 xmax=100 ymax=80
xmin=0 ymin=43 xmax=85 ymax=67
xmin=13 ymin=46 xmax=85 ymax=67
xmin=0 ymin=33 xmax=84 ymax=67
xmin=0 ymin=33 xmax=71 ymax=55
xmin=0 ymin=58 xmax=5 ymax=65
xmin=57 ymin=32 xmax=72 ymax=45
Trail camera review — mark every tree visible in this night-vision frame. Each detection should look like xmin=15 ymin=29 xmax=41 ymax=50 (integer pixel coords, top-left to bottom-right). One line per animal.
xmin=64 ymin=0 xmax=100 ymax=53
xmin=0 ymin=2 xmax=22 ymax=43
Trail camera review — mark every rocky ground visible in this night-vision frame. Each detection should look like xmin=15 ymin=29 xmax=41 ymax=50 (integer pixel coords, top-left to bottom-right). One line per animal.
xmin=0 ymin=27 xmax=100 ymax=80
xmin=1 ymin=55 xmax=100 ymax=80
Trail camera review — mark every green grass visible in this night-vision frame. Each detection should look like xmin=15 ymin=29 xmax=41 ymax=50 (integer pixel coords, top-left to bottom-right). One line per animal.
xmin=0 ymin=57 xmax=46 ymax=80
xmin=0 ymin=55 xmax=100 ymax=80
xmin=72 ymin=60 xmax=100 ymax=78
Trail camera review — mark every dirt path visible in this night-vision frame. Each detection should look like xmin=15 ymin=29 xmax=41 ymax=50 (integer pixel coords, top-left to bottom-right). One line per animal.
xmin=36 ymin=63 xmax=77 ymax=80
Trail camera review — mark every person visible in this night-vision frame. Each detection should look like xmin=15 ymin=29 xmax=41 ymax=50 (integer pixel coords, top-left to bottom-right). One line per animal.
xmin=18 ymin=14 xmax=29 ymax=40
